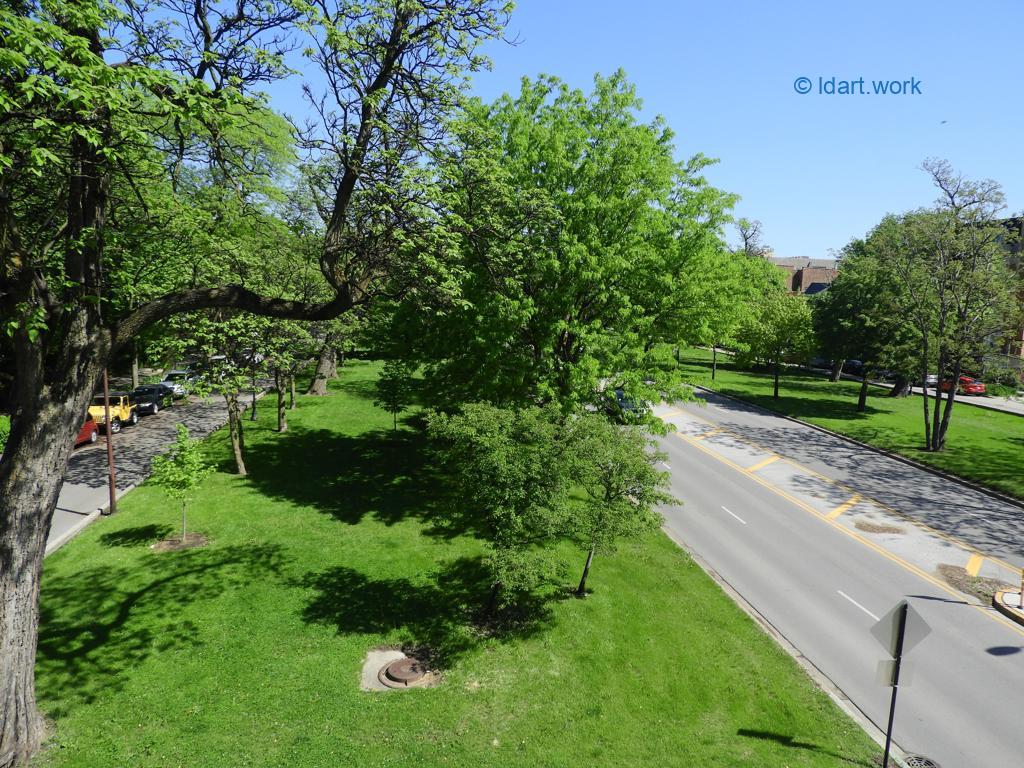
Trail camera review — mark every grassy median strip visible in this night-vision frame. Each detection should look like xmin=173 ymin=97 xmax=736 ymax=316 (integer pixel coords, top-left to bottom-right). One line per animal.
xmin=678 ymin=348 xmax=1024 ymax=501
xmin=37 ymin=360 xmax=879 ymax=767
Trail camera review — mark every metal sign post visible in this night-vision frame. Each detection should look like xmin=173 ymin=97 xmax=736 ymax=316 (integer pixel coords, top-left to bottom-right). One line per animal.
xmin=871 ymin=600 xmax=931 ymax=768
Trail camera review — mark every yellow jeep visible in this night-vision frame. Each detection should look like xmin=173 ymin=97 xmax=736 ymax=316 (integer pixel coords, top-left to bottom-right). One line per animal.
xmin=87 ymin=392 xmax=139 ymax=433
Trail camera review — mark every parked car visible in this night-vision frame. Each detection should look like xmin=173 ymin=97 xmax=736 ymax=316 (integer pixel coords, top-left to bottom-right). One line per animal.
xmin=842 ymin=359 xmax=864 ymax=376
xmin=130 ymin=384 xmax=174 ymax=415
xmin=605 ymin=388 xmax=648 ymax=424
xmin=923 ymin=373 xmax=939 ymax=387
xmin=74 ymin=414 xmax=98 ymax=446
xmin=87 ymin=392 xmax=139 ymax=433
xmin=939 ymin=376 xmax=986 ymax=395
xmin=160 ymin=369 xmax=201 ymax=398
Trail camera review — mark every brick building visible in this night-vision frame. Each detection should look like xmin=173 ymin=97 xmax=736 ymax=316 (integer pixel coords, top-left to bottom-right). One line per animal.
xmin=768 ymin=256 xmax=838 ymax=295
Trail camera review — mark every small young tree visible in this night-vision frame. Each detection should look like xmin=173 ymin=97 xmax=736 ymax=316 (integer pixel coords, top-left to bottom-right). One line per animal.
xmin=428 ymin=404 xmax=575 ymax=611
xmin=568 ymin=416 xmax=675 ymax=595
xmin=738 ymin=292 xmax=815 ymax=398
xmin=148 ymin=424 xmax=212 ymax=545
xmin=374 ymin=360 xmax=415 ymax=431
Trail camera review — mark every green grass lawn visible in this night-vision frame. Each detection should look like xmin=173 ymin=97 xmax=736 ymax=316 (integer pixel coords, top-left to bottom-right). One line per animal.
xmin=37 ymin=360 xmax=879 ymax=767
xmin=678 ymin=348 xmax=1024 ymax=500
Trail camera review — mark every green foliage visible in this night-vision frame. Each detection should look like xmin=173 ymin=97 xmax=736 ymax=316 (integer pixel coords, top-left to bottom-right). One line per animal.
xmin=569 ymin=416 xmax=674 ymax=557
xmin=429 ymin=403 xmax=575 ymax=606
xmin=737 ymin=292 xmax=815 ymax=370
xmin=394 ymin=72 xmax=736 ymax=417
xmin=429 ymin=403 xmax=676 ymax=604
xmin=148 ymin=424 xmax=212 ymax=504
xmin=812 ymin=238 xmax=916 ymax=379
xmin=373 ymin=359 xmax=415 ymax=429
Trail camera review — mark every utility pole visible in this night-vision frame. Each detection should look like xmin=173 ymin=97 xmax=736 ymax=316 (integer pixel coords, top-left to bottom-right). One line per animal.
xmin=101 ymin=368 xmax=117 ymax=515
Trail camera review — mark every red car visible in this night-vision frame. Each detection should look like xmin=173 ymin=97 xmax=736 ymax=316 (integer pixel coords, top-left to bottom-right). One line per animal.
xmin=939 ymin=376 xmax=986 ymax=395
xmin=74 ymin=414 xmax=99 ymax=446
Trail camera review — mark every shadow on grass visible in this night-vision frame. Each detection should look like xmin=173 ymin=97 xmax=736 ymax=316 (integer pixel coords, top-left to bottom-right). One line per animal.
xmin=98 ymin=524 xmax=173 ymax=547
xmin=736 ymin=729 xmax=875 ymax=767
xmin=243 ymin=423 xmax=486 ymax=540
xmin=37 ymin=543 xmax=288 ymax=717
xmin=298 ymin=557 xmax=553 ymax=666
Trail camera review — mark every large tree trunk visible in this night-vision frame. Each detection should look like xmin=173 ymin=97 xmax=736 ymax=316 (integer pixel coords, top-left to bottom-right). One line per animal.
xmin=305 ymin=344 xmax=336 ymax=396
xmin=857 ymin=373 xmax=869 ymax=413
xmin=830 ymin=359 xmax=843 ymax=382
xmin=888 ymin=376 xmax=911 ymax=397
xmin=289 ymin=375 xmax=296 ymax=411
xmin=0 ymin=412 xmax=80 ymax=767
xmin=0 ymin=316 xmax=100 ymax=766
xmin=275 ymin=370 xmax=287 ymax=433
xmin=773 ymin=359 xmax=780 ymax=399
xmin=711 ymin=346 xmax=717 ymax=381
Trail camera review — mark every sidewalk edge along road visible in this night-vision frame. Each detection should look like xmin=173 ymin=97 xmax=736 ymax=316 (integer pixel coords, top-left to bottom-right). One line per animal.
xmin=660 ymin=526 xmax=910 ymax=767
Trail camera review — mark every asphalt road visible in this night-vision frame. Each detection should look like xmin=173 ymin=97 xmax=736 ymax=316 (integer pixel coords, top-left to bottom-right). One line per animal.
xmin=656 ymin=392 xmax=1024 ymax=768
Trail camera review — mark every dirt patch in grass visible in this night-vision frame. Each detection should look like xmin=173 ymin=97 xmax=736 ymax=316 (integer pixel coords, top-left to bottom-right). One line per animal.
xmin=152 ymin=533 xmax=210 ymax=552
xmin=937 ymin=564 xmax=1012 ymax=603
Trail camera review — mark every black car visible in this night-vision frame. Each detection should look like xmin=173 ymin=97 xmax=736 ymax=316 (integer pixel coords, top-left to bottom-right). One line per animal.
xmin=130 ymin=384 xmax=174 ymax=415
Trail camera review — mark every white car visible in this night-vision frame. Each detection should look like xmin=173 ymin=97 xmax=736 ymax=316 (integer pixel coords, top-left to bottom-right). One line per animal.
xmin=924 ymin=373 xmax=938 ymax=387
xmin=161 ymin=370 xmax=200 ymax=397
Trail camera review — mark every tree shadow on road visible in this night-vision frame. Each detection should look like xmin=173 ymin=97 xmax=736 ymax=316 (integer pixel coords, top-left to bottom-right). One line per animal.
xmin=36 ymin=543 xmax=288 ymax=717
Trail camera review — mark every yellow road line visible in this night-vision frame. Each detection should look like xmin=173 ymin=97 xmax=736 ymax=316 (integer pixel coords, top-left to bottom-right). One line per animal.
xmin=665 ymin=405 xmax=1024 ymax=581
xmin=671 ymin=429 xmax=1024 ymax=639
xmin=966 ymin=553 xmax=985 ymax=577
xmin=746 ymin=455 xmax=780 ymax=472
xmin=827 ymin=495 xmax=861 ymax=520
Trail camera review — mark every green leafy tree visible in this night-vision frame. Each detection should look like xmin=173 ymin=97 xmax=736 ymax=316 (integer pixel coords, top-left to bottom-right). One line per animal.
xmin=868 ymin=161 xmax=1018 ymax=450
xmin=738 ymin=292 xmax=815 ymax=398
xmin=812 ymin=240 xmax=912 ymax=411
xmin=374 ymin=360 xmax=415 ymax=431
xmin=393 ymin=72 xmax=735 ymax=417
xmin=568 ymin=416 xmax=674 ymax=595
xmin=148 ymin=424 xmax=212 ymax=544
xmin=0 ymin=3 xmax=507 ymax=757
xmin=428 ymin=404 xmax=575 ymax=611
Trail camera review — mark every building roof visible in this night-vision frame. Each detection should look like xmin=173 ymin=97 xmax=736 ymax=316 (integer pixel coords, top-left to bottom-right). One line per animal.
xmin=769 ymin=256 xmax=837 ymax=270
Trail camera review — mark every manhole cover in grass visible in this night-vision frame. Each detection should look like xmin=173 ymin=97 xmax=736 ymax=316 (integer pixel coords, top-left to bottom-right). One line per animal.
xmin=904 ymin=755 xmax=942 ymax=768
xmin=378 ymin=657 xmax=427 ymax=688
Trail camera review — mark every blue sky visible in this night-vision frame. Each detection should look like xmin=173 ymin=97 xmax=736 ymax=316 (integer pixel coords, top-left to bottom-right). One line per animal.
xmin=270 ymin=0 xmax=1024 ymax=258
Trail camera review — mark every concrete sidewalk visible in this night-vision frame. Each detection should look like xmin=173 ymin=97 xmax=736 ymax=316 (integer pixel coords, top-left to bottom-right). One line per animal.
xmin=45 ymin=389 xmax=265 ymax=556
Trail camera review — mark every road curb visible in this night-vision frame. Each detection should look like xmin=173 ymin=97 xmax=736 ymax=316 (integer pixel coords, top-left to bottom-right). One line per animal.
xmin=694 ymin=385 xmax=1024 ymax=513
xmin=992 ymin=590 xmax=1024 ymax=627
xmin=660 ymin=525 xmax=908 ymax=766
